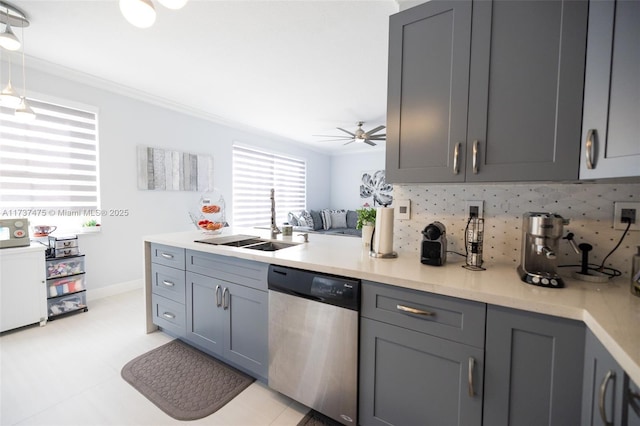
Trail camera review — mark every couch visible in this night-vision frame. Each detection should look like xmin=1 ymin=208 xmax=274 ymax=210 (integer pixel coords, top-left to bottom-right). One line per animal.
xmin=287 ymin=209 xmax=361 ymax=237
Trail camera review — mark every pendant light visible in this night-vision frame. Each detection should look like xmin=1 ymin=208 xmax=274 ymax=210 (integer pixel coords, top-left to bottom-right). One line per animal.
xmin=0 ymin=20 xmax=20 ymax=50
xmin=0 ymin=1 xmax=28 ymax=108
xmin=0 ymin=48 xmax=20 ymax=108
xmin=14 ymin=23 xmax=34 ymax=121
xmin=119 ymin=0 xmax=156 ymax=29
xmin=157 ymin=0 xmax=188 ymax=10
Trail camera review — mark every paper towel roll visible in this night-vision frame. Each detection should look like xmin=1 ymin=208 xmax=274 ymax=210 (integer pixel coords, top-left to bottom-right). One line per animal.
xmin=373 ymin=207 xmax=394 ymax=255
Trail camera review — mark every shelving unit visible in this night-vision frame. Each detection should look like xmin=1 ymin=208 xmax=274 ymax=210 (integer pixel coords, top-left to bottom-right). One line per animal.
xmin=46 ymin=236 xmax=88 ymax=319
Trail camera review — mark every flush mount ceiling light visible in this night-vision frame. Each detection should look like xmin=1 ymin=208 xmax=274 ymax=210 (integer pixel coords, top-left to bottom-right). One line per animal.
xmin=120 ymin=0 xmax=188 ymax=28
xmin=0 ymin=1 xmax=28 ymax=51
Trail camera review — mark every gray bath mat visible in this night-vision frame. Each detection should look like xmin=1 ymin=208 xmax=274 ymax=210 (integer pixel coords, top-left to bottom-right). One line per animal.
xmin=121 ymin=339 xmax=254 ymax=420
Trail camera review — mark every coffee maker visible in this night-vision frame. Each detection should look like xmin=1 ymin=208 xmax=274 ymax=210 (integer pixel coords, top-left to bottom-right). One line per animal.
xmin=517 ymin=212 xmax=569 ymax=288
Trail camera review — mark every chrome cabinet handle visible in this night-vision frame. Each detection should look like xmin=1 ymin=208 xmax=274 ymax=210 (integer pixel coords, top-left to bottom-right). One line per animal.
xmin=396 ymin=304 xmax=434 ymax=316
xmin=162 ymin=312 xmax=175 ymax=320
xmin=468 ymin=357 xmax=475 ymax=397
xmin=162 ymin=280 xmax=174 ymax=287
xmin=599 ymin=370 xmax=615 ymax=426
xmin=160 ymin=252 xmax=174 ymax=259
xmin=472 ymin=140 xmax=479 ymax=174
xmin=223 ymin=287 xmax=229 ymax=310
xmin=453 ymin=142 xmax=461 ymax=175
xmin=215 ymin=285 xmax=222 ymax=308
xmin=586 ymin=129 xmax=596 ymax=170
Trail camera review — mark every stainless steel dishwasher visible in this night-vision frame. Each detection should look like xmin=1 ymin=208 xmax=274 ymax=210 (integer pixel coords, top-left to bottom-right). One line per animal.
xmin=268 ymin=265 xmax=360 ymax=426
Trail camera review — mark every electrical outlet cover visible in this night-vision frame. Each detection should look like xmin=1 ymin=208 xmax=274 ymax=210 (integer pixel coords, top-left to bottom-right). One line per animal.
xmin=395 ymin=199 xmax=411 ymax=220
xmin=613 ymin=201 xmax=640 ymax=231
xmin=465 ymin=200 xmax=484 ymax=218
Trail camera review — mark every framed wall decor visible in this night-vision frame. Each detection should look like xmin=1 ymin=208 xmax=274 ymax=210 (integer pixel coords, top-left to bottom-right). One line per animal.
xmin=137 ymin=146 xmax=213 ymax=191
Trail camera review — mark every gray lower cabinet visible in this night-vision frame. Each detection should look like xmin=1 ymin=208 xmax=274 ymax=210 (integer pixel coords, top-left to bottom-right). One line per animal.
xmin=484 ymin=305 xmax=586 ymax=426
xmin=359 ymin=281 xmax=485 ymax=426
xmin=150 ymin=244 xmax=186 ymax=338
xmin=184 ymin=251 xmax=268 ymax=382
xmin=386 ymin=0 xmax=587 ymax=183
xmin=582 ymin=329 xmax=640 ymax=426
xmin=580 ymin=0 xmax=640 ymax=179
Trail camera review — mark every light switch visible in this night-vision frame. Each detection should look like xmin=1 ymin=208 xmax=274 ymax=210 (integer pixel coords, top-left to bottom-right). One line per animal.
xmin=395 ymin=199 xmax=411 ymax=220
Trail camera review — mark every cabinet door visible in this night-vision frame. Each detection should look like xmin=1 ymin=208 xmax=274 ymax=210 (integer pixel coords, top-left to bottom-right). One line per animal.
xmin=359 ymin=318 xmax=483 ymax=426
xmin=185 ymin=271 xmax=225 ymax=356
xmin=628 ymin=376 xmax=640 ymax=426
xmin=580 ymin=0 xmax=640 ymax=179
xmin=466 ymin=0 xmax=587 ymax=182
xmin=484 ymin=305 xmax=586 ymax=426
xmin=386 ymin=0 xmax=471 ymax=183
xmin=223 ymin=282 xmax=268 ymax=381
xmin=582 ymin=329 xmax=625 ymax=426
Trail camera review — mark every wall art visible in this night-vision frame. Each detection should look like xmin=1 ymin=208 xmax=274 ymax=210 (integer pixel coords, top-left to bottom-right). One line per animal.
xmin=137 ymin=146 xmax=213 ymax=191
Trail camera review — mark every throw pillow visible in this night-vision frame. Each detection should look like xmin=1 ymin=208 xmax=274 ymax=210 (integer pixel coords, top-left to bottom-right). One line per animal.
xmin=309 ymin=210 xmax=323 ymax=231
xmin=300 ymin=210 xmax=314 ymax=229
xmin=346 ymin=210 xmax=358 ymax=229
xmin=330 ymin=211 xmax=347 ymax=229
xmin=287 ymin=212 xmax=299 ymax=226
xmin=320 ymin=209 xmax=332 ymax=230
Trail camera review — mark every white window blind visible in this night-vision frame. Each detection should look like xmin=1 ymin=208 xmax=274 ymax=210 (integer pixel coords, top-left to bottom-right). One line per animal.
xmin=232 ymin=144 xmax=306 ymax=228
xmin=0 ymin=98 xmax=99 ymax=212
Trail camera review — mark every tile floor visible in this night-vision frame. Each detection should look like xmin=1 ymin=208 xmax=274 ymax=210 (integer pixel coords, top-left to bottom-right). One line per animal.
xmin=0 ymin=289 xmax=308 ymax=425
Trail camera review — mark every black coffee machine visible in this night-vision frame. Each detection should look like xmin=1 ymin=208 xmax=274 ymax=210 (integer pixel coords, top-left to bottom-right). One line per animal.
xmin=421 ymin=222 xmax=447 ymax=266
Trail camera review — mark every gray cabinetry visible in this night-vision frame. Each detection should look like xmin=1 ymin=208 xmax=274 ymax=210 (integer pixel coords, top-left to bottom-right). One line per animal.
xmin=484 ymin=305 xmax=586 ymax=425
xmin=185 ymin=250 xmax=268 ymax=381
xmin=359 ymin=281 xmax=485 ymax=426
xmin=386 ymin=0 xmax=588 ymax=183
xmin=150 ymin=243 xmax=186 ymax=338
xmin=580 ymin=0 xmax=640 ymax=179
xmin=582 ymin=329 xmax=640 ymax=426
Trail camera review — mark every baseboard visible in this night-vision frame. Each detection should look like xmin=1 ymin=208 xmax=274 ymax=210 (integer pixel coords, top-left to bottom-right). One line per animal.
xmin=87 ymin=279 xmax=143 ymax=302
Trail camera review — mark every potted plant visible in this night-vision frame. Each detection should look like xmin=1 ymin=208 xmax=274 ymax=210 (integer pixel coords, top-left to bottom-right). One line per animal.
xmin=356 ymin=206 xmax=376 ymax=247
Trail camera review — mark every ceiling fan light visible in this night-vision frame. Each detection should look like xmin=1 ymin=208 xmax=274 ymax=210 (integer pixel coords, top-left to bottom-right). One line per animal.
xmin=157 ymin=0 xmax=188 ymax=10
xmin=0 ymin=22 xmax=21 ymax=51
xmin=14 ymin=96 xmax=36 ymax=121
xmin=0 ymin=80 xmax=21 ymax=108
xmin=119 ymin=0 xmax=156 ymax=28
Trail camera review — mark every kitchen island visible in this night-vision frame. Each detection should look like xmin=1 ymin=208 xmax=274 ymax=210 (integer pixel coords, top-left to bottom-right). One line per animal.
xmin=143 ymin=228 xmax=640 ymax=388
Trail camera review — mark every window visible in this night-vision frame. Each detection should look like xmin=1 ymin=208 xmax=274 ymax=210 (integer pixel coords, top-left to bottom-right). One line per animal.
xmin=232 ymin=144 xmax=306 ymax=228
xmin=0 ymin=98 xmax=99 ymax=224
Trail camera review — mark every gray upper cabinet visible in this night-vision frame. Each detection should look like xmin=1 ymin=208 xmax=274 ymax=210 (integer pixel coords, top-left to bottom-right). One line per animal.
xmin=580 ymin=0 xmax=640 ymax=180
xmin=484 ymin=305 xmax=586 ymax=426
xmin=386 ymin=0 xmax=588 ymax=183
xmin=386 ymin=0 xmax=471 ymax=183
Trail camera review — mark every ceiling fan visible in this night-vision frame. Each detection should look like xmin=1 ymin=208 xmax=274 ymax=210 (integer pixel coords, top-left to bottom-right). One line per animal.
xmin=315 ymin=121 xmax=386 ymax=146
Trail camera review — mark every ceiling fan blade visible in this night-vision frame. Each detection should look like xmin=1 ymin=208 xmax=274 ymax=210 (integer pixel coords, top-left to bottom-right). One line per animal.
xmin=337 ymin=127 xmax=356 ymax=137
xmin=318 ymin=138 xmax=357 ymax=142
xmin=364 ymin=140 xmax=377 ymax=146
xmin=343 ymin=139 xmax=356 ymax=145
xmin=313 ymin=134 xmax=354 ymax=139
xmin=366 ymin=125 xmax=386 ymax=136
xmin=368 ymin=135 xmax=386 ymax=140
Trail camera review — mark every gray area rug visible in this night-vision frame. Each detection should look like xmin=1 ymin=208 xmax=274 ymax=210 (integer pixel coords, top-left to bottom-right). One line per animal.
xmin=121 ymin=339 xmax=254 ymax=420
xmin=297 ymin=410 xmax=344 ymax=426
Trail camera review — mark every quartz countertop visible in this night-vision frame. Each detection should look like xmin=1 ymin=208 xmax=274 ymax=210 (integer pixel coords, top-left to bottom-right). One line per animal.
xmin=144 ymin=228 xmax=640 ymax=385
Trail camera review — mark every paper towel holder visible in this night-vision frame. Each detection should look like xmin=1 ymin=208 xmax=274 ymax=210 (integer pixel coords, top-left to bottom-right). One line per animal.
xmin=369 ymin=206 xmax=398 ymax=259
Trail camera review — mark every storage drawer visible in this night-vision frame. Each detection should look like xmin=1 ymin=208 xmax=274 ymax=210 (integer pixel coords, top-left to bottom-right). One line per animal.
xmin=46 ymin=255 xmax=85 ymax=279
xmin=361 ymin=281 xmax=486 ymax=348
xmin=186 ymin=250 xmax=268 ymax=291
xmin=48 ymin=291 xmax=87 ymax=317
xmin=151 ymin=243 xmax=185 ymax=269
xmin=152 ymin=294 xmax=186 ymax=337
xmin=151 ymin=263 xmax=185 ymax=303
xmin=51 ymin=247 xmax=80 ymax=258
xmin=47 ymin=273 xmax=85 ymax=297
xmin=49 ymin=238 xmax=78 ymax=249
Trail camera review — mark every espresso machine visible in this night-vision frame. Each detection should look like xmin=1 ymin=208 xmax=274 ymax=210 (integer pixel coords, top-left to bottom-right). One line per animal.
xmin=517 ymin=212 xmax=569 ymax=288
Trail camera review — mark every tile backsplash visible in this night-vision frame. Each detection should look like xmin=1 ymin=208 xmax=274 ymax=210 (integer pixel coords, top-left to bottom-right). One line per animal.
xmin=393 ymin=182 xmax=640 ymax=278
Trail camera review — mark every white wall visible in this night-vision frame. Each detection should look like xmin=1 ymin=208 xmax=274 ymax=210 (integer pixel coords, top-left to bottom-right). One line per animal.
xmin=15 ymin=62 xmax=331 ymax=293
xmin=329 ymin=150 xmax=385 ymax=209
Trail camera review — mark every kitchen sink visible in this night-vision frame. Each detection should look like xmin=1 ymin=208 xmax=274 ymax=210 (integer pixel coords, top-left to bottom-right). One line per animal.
xmin=195 ymin=235 xmax=301 ymax=251
xmin=241 ymin=241 xmax=301 ymax=251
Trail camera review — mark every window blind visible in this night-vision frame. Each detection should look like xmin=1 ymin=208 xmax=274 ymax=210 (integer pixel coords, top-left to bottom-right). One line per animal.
xmin=232 ymin=144 xmax=306 ymax=228
xmin=0 ymin=99 xmax=99 ymax=212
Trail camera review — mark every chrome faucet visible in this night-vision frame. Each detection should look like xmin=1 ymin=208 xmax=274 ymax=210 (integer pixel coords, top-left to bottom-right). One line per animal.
xmin=270 ymin=188 xmax=280 ymax=238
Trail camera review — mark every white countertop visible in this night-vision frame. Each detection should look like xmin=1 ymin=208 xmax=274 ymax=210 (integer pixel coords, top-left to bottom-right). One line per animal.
xmin=144 ymin=228 xmax=640 ymax=385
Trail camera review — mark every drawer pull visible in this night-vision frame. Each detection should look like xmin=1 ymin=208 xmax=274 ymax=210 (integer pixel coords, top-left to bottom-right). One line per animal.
xmin=468 ymin=357 xmax=475 ymax=397
xmin=160 ymin=252 xmax=174 ymax=259
xmin=162 ymin=280 xmax=175 ymax=287
xmin=396 ymin=304 xmax=434 ymax=316
xmin=162 ymin=312 xmax=175 ymax=320
xmin=599 ymin=369 xmax=615 ymax=426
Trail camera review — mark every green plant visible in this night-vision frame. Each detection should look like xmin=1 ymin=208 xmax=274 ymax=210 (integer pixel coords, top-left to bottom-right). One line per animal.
xmin=83 ymin=219 xmax=99 ymax=227
xmin=356 ymin=207 xmax=376 ymax=230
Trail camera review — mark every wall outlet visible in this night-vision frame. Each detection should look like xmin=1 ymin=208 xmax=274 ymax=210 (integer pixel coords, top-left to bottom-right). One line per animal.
xmin=613 ymin=202 xmax=640 ymax=231
xmin=465 ymin=200 xmax=484 ymax=218
xmin=395 ymin=199 xmax=411 ymax=220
